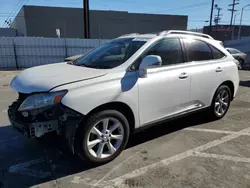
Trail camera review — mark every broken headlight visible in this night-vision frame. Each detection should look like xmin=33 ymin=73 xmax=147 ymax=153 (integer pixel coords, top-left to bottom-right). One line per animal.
xmin=18 ymin=90 xmax=67 ymax=111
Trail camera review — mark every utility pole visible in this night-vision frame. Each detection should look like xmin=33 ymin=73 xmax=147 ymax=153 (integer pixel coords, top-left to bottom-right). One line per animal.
xmin=209 ymin=0 xmax=215 ymax=35
xmin=214 ymin=6 xmax=222 ymax=25
xmin=83 ymin=0 xmax=90 ymax=39
xmin=231 ymin=13 xmax=240 ymax=40
xmin=228 ymin=0 xmax=239 ymax=25
xmin=238 ymin=4 xmax=250 ymax=39
xmin=214 ymin=5 xmax=222 ymax=39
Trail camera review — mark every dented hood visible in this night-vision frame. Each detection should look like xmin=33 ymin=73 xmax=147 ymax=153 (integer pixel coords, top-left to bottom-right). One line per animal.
xmin=11 ymin=62 xmax=108 ymax=94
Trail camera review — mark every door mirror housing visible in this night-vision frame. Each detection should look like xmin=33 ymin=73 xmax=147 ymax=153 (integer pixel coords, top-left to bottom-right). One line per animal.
xmin=139 ymin=55 xmax=162 ymax=78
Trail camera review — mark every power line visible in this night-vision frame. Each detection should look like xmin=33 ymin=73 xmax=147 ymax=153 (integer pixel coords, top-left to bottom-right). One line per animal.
xmin=93 ymin=0 xmax=211 ymax=13
xmin=2 ymin=0 xmax=24 ymax=27
xmin=2 ymin=0 xmax=29 ymax=28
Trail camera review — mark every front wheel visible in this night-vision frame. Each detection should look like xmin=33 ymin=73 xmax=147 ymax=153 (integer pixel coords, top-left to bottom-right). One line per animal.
xmin=75 ymin=110 xmax=130 ymax=165
xmin=208 ymin=85 xmax=231 ymax=120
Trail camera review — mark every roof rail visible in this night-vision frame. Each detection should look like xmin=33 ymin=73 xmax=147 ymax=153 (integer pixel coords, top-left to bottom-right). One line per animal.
xmin=159 ymin=30 xmax=214 ymax=39
xmin=119 ymin=33 xmax=140 ymax=37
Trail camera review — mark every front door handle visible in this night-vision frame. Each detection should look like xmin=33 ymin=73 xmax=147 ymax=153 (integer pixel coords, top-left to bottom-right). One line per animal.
xmin=215 ymin=67 xmax=222 ymax=72
xmin=179 ymin=72 xmax=189 ymax=79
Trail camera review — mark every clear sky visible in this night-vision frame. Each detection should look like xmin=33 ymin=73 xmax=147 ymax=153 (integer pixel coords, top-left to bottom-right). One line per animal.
xmin=0 ymin=0 xmax=250 ymax=29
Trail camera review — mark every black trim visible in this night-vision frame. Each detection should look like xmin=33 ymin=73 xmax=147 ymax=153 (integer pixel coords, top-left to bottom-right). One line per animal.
xmin=134 ymin=106 xmax=209 ymax=134
xmin=180 ymin=38 xmax=188 ymax=62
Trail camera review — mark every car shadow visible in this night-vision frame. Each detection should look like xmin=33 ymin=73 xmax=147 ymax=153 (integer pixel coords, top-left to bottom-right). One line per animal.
xmin=127 ymin=111 xmax=210 ymax=148
xmin=240 ymin=80 xmax=250 ymax=87
xmin=0 ymin=111 xmax=212 ymax=188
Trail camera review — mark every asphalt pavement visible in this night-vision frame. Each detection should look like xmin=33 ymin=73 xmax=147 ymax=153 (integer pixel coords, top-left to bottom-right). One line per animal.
xmin=0 ymin=70 xmax=250 ymax=188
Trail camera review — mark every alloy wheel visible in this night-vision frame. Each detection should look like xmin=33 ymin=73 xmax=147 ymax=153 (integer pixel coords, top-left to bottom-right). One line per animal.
xmin=86 ymin=117 xmax=124 ymax=159
xmin=214 ymin=89 xmax=230 ymax=116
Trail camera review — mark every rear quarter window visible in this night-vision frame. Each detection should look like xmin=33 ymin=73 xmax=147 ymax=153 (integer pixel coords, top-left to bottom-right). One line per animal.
xmin=209 ymin=45 xmax=226 ymax=59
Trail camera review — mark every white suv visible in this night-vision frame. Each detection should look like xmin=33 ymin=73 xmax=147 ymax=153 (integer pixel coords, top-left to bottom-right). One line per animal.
xmin=8 ymin=30 xmax=239 ymax=165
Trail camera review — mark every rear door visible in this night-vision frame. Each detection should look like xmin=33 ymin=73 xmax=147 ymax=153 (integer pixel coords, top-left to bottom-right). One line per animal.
xmin=182 ymin=38 xmax=226 ymax=107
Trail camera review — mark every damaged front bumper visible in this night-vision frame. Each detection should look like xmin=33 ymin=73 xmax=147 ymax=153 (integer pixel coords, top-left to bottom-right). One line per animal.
xmin=8 ymin=93 xmax=84 ymax=153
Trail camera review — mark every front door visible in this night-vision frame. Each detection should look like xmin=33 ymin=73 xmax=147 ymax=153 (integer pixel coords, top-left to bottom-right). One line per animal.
xmin=137 ymin=38 xmax=191 ymax=126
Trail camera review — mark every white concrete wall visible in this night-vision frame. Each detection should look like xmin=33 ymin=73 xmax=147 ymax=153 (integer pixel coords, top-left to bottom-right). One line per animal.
xmin=0 ymin=37 xmax=108 ymax=69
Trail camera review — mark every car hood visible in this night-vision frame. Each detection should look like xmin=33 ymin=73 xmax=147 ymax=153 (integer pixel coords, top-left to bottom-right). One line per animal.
xmin=11 ymin=62 xmax=108 ymax=93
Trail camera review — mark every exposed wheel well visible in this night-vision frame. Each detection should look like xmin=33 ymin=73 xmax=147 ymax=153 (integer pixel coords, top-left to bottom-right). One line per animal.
xmin=220 ymin=81 xmax=234 ymax=101
xmin=84 ymin=102 xmax=135 ymax=133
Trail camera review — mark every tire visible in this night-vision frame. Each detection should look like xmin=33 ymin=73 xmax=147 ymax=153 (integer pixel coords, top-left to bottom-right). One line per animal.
xmin=239 ymin=59 xmax=245 ymax=69
xmin=239 ymin=59 xmax=245 ymax=66
xmin=75 ymin=110 xmax=130 ymax=166
xmin=208 ymin=85 xmax=231 ymax=120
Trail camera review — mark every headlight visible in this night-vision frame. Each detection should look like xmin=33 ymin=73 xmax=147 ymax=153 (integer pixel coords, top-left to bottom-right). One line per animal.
xmin=18 ymin=90 xmax=67 ymax=111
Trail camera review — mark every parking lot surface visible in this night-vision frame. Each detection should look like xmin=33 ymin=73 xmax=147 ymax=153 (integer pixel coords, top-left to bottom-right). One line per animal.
xmin=1 ymin=70 xmax=250 ymax=188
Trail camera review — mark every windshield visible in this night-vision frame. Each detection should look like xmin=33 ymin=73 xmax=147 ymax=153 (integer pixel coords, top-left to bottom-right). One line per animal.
xmin=227 ymin=48 xmax=241 ymax=54
xmin=74 ymin=38 xmax=147 ymax=69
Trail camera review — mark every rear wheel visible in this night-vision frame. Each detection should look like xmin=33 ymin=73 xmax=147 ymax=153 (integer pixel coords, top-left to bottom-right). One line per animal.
xmin=208 ymin=85 xmax=231 ymax=120
xmin=75 ymin=110 xmax=130 ymax=165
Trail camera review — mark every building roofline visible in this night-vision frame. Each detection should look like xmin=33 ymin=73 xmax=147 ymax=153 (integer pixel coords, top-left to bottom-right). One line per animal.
xmin=22 ymin=5 xmax=187 ymax=17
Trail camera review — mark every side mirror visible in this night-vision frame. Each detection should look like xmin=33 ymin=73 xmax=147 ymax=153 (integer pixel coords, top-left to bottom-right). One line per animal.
xmin=139 ymin=55 xmax=162 ymax=78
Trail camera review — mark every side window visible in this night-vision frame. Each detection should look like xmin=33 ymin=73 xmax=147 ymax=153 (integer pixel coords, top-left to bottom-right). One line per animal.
xmin=210 ymin=45 xmax=226 ymax=59
xmin=145 ymin=38 xmax=183 ymax=66
xmin=131 ymin=38 xmax=183 ymax=70
xmin=183 ymin=38 xmax=213 ymax=62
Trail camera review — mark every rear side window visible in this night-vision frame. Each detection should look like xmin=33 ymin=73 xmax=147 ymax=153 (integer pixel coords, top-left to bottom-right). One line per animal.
xmin=183 ymin=38 xmax=213 ymax=62
xmin=210 ymin=45 xmax=225 ymax=59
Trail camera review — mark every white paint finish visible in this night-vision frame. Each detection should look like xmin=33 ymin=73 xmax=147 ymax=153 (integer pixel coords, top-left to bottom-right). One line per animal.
xmin=138 ymin=64 xmax=191 ymax=125
xmin=194 ymin=152 xmax=250 ymax=163
xmin=10 ymin=63 xmax=108 ymax=93
xmin=8 ymin=158 xmax=51 ymax=178
xmin=10 ymin=33 xmax=240 ymax=131
xmin=185 ymin=127 xmax=250 ymax=136
xmin=58 ymin=71 xmax=141 ymax=128
xmin=189 ymin=59 xmax=237 ymax=106
xmin=101 ymin=127 xmax=250 ymax=188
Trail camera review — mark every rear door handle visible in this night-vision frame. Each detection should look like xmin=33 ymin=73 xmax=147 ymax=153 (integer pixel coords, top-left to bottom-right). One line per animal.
xmin=179 ymin=72 xmax=189 ymax=79
xmin=215 ymin=67 xmax=222 ymax=72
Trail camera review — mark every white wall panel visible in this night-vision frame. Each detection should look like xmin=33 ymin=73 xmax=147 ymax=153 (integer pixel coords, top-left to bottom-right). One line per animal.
xmin=0 ymin=37 xmax=109 ymax=69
